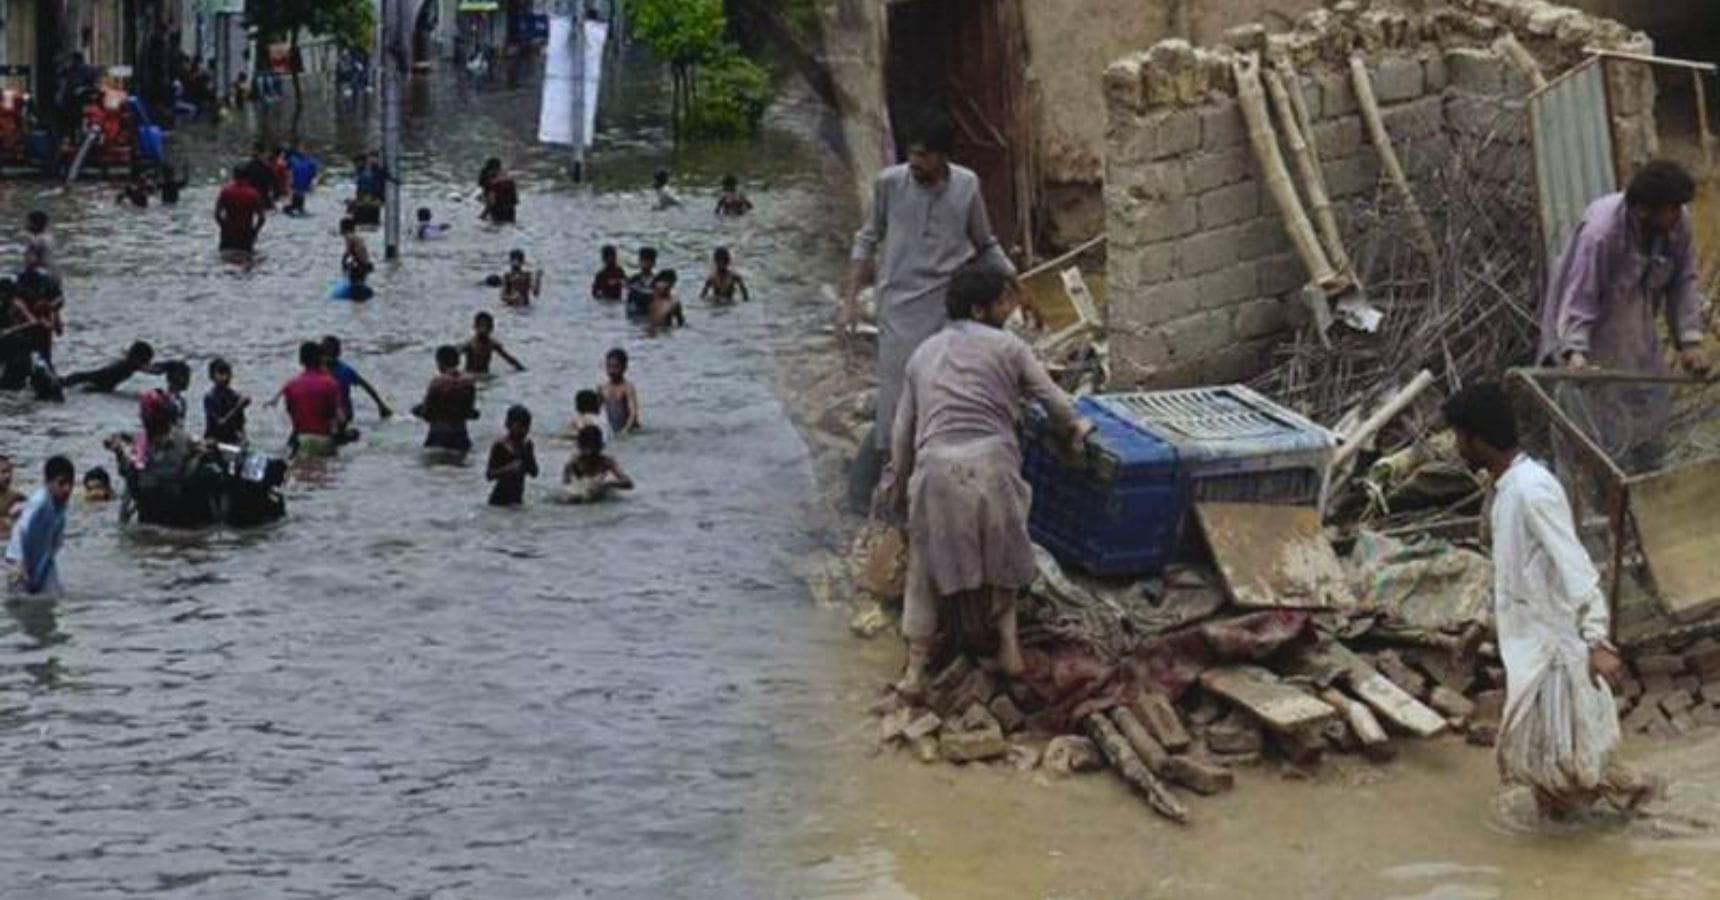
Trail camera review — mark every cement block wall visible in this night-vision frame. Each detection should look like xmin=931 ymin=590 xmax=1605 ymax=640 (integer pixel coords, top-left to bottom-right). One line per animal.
xmin=1103 ymin=0 xmax=1656 ymax=390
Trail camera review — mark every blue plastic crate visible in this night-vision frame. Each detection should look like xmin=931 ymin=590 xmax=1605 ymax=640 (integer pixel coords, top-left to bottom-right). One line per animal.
xmin=1023 ymin=395 xmax=1185 ymax=577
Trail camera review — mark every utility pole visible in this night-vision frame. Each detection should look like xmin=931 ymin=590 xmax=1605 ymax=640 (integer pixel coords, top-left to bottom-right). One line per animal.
xmin=570 ymin=5 xmax=586 ymax=182
xmin=380 ymin=0 xmax=405 ymax=259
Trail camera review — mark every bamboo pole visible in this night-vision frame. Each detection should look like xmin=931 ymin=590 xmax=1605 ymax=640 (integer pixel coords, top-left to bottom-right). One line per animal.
xmin=1493 ymin=34 xmax=1547 ymax=91
xmin=1349 ymin=55 xmax=1439 ymax=265
xmin=1266 ymin=65 xmax=1352 ymax=277
xmin=1235 ymin=54 xmax=1341 ymax=291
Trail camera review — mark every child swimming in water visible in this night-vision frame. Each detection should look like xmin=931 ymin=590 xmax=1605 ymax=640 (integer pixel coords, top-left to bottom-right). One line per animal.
xmin=560 ymin=425 xmax=634 ymax=504
xmin=499 ymin=248 xmax=542 ymax=307
xmin=415 ymin=207 xmax=451 ymax=240
xmin=462 ymin=311 xmax=526 ymax=375
xmin=82 ymin=467 xmax=114 ymax=503
xmin=599 ymin=347 xmax=641 ymax=434
xmin=700 ymin=247 xmax=749 ymax=304
xmin=485 ymin=404 xmax=539 ymax=507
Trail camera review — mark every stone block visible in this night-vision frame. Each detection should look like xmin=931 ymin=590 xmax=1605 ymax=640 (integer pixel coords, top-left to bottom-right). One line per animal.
xmin=1372 ymin=56 xmax=1425 ymax=104
xmin=1424 ymin=53 xmax=1448 ymax=92
xmin=940 ymin=704 xmax=1008 ymax=763
xmin=903 ymin=711 xmax=942 ymax=742
xmin=1103 ymin=54 xmax=1148 ymax=113
xmin=1196 ymin=261 xmax=1260 ymax=308
xmin=1197 ymin=181 xmax=1260 ymax=229
xmin=1201 ymin=100 xmax=1247 ymax=150
xmin=1204 ymin=713 xmax=1264 ymax=755
xmin=1147 ymin=108 xmax=1203 ymax=160
xmin=1375 ymin=650 xmax=1429 ymax=699
xmin=1311 ymin=116 xmax=1365 ymax=159
xmin=1043 ymin=735 xmax=1102 ymax=776
xmin=1162 ymin=308 xmax=1237 ymax=363
xmin=1138 ymin=279 xmax=1202 ymax=324
xmin=1125 ymin=239 xmax=1181 ymax=287
xmin=1232 ymin=297 xmax=1288 ymax=340
xmin=1318 ymin=71 xmax=1358 ymax=118
xmin=1258 ymin=253 xmax=1308 ymax=297
xmin=1323 ymin=155 xmax=1379 ymax=199
xmin=1381 ymin=96 xmax=1443 ymax=143
xmin=1447 ymin=47 xmax=1507 ymax=95
xmin=1117 ymin=197 xmax=1200 ymax=245
xmin=1113 ymin=159 xmax=1186 ymax=202
xmin=1429 ymin=686 xmax=1476 ymax=722
xmin=988 ymin=694 xmax=1025 ymax=733
xmin=1185 ymin=147 xmax=1254 ymax=193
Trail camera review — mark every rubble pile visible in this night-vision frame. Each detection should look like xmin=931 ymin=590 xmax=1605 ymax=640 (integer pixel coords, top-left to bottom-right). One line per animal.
xmin=855 ymin=525 xmax=1508 ymax=824
xmin=1614 ymin=638 xmax=1720 ymax=739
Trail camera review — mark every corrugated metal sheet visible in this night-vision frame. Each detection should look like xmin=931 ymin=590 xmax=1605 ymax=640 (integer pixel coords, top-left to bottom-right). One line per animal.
xmin=1529 ymin=58 xmax=1617 ymax=264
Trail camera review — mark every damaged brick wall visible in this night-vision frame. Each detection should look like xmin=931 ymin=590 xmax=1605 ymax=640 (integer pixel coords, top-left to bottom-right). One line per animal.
xmin=1103 ymin=0 xmax=1656 ymax=390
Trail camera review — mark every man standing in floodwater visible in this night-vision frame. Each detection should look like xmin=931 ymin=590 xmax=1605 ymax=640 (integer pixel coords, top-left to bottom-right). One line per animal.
xmin=881 ymin=265 xmax=1089 ymax=698
xmin=839 ymin=112 xmax=1017 ymax=512
xmin=1444 ymin=383 xmax=1659 ymax=820
xmin=215 ymin=166 xmax=266 ymax=254
xmin=1539 ymin=160 xmax=1712 ymax=459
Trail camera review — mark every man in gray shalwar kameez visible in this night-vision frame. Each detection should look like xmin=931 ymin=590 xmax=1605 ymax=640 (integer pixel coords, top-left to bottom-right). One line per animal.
xmin=840 ymin=114 xmax=1017 ymax=508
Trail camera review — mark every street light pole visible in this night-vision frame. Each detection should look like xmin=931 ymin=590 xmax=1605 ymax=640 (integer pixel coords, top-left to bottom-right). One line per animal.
xmin=381 ymin=0 xmax=404 ymax=260
xmin=569 ymin=5 xmax=585 ymax=182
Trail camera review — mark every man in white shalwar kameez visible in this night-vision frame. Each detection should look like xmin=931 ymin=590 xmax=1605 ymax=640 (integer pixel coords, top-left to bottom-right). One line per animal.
xmin=1445 ymin=384 xmax=1658 ymax=818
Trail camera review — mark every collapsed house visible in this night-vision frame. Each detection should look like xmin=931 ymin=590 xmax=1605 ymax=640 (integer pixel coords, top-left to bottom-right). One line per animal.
xmin=826 ymin=0 xmax=1720 ymax=825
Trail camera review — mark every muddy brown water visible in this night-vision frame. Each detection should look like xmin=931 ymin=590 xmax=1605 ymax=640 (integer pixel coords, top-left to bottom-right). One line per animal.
xmin=5 ymin=59 xmax=1720 ymax=900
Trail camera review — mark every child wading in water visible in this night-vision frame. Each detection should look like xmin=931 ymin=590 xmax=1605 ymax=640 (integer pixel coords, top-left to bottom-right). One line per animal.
xmin=560 ymin=425 xmax=633 ymax=504
xmin=570 ymin=389 xmax=610 ymax=442
xmin=591 ymin=244 xmax=627 ymax=302
xmin=499 ymin=248 xmax=542 ymax=307
xmin=647 ymin=270 xmax=685 ymax=330
xmin=486 ymin=404 xmax=539 ymax=506
xmin=340 ymin=217 xmax=374 ymax=300
xmin=701 ymin=247 xmax=749 ymax=304
xmin=714 ymin=174 xmax=753 ymax=217
xmin=412 ymin=345 xmax=480 ymax=459
xmin=462 ymin=311 xmax=526 ymax=375
xmin=600 ymin=347 xmax=641 ymax=434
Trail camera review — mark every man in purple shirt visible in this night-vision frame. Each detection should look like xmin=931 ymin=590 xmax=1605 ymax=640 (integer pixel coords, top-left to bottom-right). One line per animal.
xmin=1539 ymin=160 xmax=1711 ymax=462
xmin=1540 ymin=160 xmax=1710 ymax=377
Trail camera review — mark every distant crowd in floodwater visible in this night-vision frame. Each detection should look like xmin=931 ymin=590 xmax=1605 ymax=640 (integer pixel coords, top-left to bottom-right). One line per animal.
xmin=3 ymin=146 xmax=760 ymax=599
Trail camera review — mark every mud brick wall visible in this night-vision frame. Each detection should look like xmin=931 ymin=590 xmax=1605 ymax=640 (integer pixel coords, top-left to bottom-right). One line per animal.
xmin=1102 ymin=0 xmax=1655 ymax=390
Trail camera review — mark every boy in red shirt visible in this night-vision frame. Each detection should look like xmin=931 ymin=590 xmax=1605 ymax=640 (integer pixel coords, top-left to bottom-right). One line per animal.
xmin=279 ymin=341 xmax=345 ymax=458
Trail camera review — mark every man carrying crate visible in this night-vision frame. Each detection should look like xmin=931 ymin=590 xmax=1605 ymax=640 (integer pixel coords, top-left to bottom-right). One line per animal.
xmin=880 ymin=264 xmax=1091 ymax=697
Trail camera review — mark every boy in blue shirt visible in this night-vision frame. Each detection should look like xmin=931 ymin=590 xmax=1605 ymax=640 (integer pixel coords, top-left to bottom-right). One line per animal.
xmin=285 ymin=143 xmax=318 ymax=216
xmin=320 ymin=335 xmax=393 ymax=433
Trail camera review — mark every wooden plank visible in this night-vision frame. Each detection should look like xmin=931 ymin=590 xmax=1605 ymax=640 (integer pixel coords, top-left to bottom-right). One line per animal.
xmin=1309 ymin=643 xmax=1446 ymax=738
xmin=1632 ymin=458 xmax=1720 ymax=622
xmin=1198 ymin=665 xmax=1337 ymax=733
xmin=1196 ymin=503 xmax=1360 ymax=611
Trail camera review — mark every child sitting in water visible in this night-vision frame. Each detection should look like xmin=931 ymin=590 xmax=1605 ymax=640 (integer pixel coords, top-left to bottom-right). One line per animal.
xmin=560 ymin=425 xmax=634 ymax=504
xmin=485 ymin=404 xmax=539 ymax=507
xmin=82 ymin=467 xmax=114 ymax=503
xmin=499 ymin=249 xmax=542 ymax=307
xmin=569 ymin=389 xmax=610 ymax=443
xmin=599 ymin=347 xmax=641 ymax=434
xmin=653 ymin=168 xmax=682 ymax=209
xmin=462 ymin=311 xmax=526 ymax=375
xmin=591 ymin=244 xmax=627 ymax=301
xmin=714 ymin=174 xmax=753 ymax=217
xmin=412 ymin=345 xmax=480 ymax=458
xmin=647 ymin=270 xmax=685 ymax=329
xmin=415 ymin=207 xmax=451 ymax=240
xmin=701 ymin=247 xmax=749 ymax=304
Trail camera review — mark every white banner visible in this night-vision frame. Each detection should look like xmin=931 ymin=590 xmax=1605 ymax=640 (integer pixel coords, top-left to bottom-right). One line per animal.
xmin=538 ymin=16 xmax=607 ymax=148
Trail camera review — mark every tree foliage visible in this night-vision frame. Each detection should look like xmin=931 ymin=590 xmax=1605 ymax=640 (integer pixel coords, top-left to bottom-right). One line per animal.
xmin=245 ymin=0 xmax=376 ymax=51
xmin=625 ymin=0 xmax=774 ymax=139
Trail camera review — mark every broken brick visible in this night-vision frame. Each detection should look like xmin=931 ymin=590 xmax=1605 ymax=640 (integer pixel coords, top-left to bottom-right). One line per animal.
xmin=1687 ymin=646 xmax=1720 ymax=681
xmin=1205 ymin=713 xmax=1265 ymax=755
xmin=1659 ymin=689 xmax=1698 ymax=717
xmin=1162 ymin=755 xmax=1236 ymax=795
xmin=988 ymin=694 xmax=1026 ymax=734
xmin=1466 ymin=721 xmax=1498 ymax=746
xmin=1428 ymin=686 xmax=1476 ymax=722
xmin=1130 ymin=689 xmax=1192 ymax=753
xmin=1373 ymin=650 xmax=1430 ymax=699
xmin=903 ymin=711 xmax=943 ymax=742
xmin=1632 ymin=653 xmax=1688 ymax=678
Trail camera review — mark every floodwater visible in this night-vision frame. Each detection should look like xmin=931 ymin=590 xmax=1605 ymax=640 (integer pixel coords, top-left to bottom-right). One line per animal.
xmin=7 ymin=56 xmax=1720 ymax=900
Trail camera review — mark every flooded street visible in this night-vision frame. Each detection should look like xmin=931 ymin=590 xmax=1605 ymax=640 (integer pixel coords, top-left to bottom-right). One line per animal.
xmin=7 ymin=56 xmax=1720 ymax=900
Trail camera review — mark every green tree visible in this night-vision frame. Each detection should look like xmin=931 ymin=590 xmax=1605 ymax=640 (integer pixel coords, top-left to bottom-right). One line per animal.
xmin=245 ymin=0 xmax=376 ymax=125
xmin=626 ymin=0 xmax=776 ymax=139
